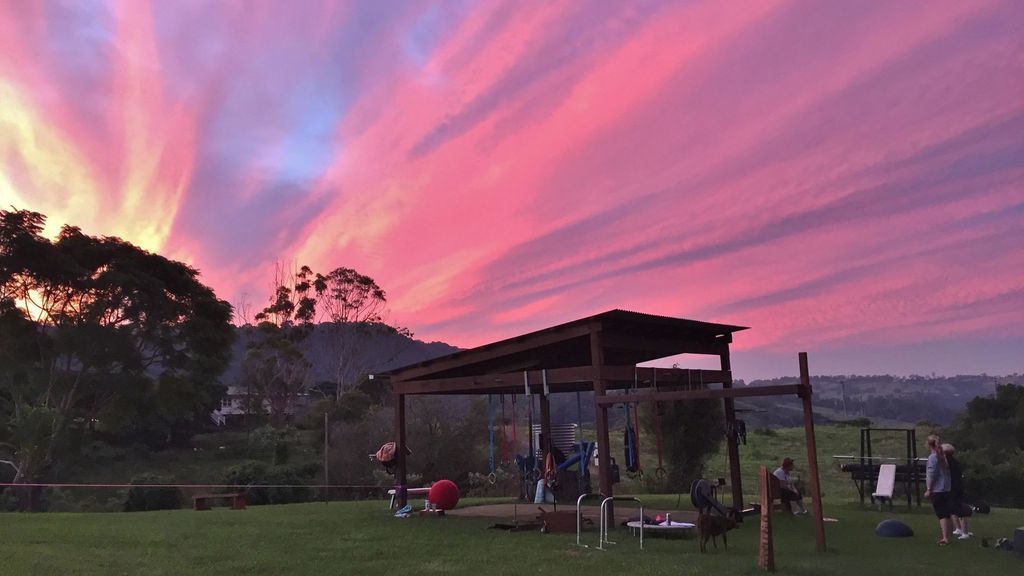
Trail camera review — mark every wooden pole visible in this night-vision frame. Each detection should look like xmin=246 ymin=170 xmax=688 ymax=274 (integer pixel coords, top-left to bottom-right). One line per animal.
xmin=394 ymin=393 xmax=408 ymax=508
xmin=758 ymin=466 xmax=775 ymax=572
xmin=798 ymin=352 xmax=827 ymax=553
xmin=590 ymin=329 xmax=613 ymax=524
xmin=720 ymin=351 xmax=744 ymax=511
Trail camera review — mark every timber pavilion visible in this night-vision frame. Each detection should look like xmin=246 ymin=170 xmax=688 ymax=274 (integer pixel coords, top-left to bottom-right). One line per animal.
xmin=386 ymin=309 xmax=824 ymax=548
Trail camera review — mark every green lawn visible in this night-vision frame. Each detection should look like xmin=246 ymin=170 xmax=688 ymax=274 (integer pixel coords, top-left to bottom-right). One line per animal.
xmin=2 ymin=498 xmax=1021 ymax=575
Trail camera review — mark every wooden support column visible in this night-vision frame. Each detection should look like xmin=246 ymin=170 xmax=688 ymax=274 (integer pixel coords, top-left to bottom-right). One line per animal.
xmin=798 ymin=352 xmax=827 ymax=553
xmin=758 ymin=466 xmax=776 ymax=572
xmin=590 ymin=329 xmax=614 ymax=521
xmin=394 ymin=392 xmax=408 ymax=508
xmin=720 ymin=350 xmax=744 ymax=511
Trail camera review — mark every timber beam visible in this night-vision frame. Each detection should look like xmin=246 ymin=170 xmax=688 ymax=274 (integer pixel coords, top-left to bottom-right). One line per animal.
xmin=594 ymin=384 xmax=803 ymax=405
xmin=392 ymin=366 xmax=732 ymax=395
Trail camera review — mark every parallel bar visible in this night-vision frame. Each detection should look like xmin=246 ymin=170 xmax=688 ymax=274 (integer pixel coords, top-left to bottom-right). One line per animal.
xmin=799 ymin=352 xmax=827 ymax=553
xmin=594 ymin=384 xmax=802 ymax=405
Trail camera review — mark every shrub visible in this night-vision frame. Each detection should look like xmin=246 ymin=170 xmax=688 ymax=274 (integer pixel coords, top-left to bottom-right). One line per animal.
xmin=960 ymin=449 xmax=1024 ymax=508
xmin=249 ymin=425 xmax=298 ymax=465
xmin=222 ymin=461 xmax=318 ymax=505
xmin=753 ymin=428 xmax=778 ymax=437
xmin=124 ymin=474 xmax=181 ymax=511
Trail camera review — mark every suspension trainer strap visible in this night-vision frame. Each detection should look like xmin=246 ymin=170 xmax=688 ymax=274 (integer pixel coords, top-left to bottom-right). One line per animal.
xmin=653 ymin=368 xmax=666 ymax=478
xmin=488 ymin=395 xmax=496 ymax=474
xmin=633 ymin=401 xmax=643 ymax=477
xmin=576 ymin=391 xmax=584 ymax=483
xmin=511 ymin=394 xmax=518 ymax=453
xmin=525 ymin=372 xmax=536 ymax=471
xmin=500 ymin=395 xmax=510 ymax=466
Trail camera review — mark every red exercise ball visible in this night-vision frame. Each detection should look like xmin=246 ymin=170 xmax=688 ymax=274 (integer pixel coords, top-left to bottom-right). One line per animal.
xmin=428 ymin=479 xmax=460 ymax=510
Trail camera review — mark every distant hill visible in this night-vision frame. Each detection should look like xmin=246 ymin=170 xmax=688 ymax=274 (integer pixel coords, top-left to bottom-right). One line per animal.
xmin=734 ymin=374 xmax=1019 ymax=428
xmin=221 ymin=323 xmax=461 ymax=390
xmin=219 ymin=325 xmax=1017 ymax=428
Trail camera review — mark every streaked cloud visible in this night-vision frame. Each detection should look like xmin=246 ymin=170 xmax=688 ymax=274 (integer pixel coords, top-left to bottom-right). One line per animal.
xmin=3 ymin=0 xmax=1022 ymax=378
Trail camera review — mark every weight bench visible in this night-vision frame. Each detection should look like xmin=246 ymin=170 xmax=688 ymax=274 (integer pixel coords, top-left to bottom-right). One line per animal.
xmin=193 ymin=492 xmax=246 ymax=511
xmin=388 ymin=487 xmax=431 ymax=509
xmin=871 ymin=464 xmax=896 ymax=510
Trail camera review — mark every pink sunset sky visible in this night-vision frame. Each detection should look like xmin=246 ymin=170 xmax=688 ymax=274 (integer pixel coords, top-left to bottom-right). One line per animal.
xmin=2 ymin=0 xmax=1022 ymax=380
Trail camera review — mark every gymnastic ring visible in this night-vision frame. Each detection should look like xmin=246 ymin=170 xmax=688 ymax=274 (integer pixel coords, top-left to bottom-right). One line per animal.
xmin=655 ymin=467 xmax=667 ymax=480
xmin=487 ymin=472 xmax=497 ymax=485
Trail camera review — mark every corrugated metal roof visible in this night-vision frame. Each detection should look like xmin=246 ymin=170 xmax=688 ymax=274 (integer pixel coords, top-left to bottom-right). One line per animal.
xmin=385 ymin=309 xmax=747 ymax=381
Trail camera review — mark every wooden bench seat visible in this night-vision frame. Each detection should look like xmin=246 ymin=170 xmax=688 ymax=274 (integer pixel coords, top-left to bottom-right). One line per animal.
xmin=387 ymin=487 xmax=431 ymax=509
xmin=193 ymin=492 xmax=246 ymax=511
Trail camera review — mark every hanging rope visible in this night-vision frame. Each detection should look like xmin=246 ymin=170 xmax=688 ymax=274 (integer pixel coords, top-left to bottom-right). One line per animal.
xmin=525 ymin=371 xmax=537 ymax=473
xmin=487 ymin=394 xmax=496 ymax=484
xmin=624 ymin=368 xmax=641 ymax=477
xmin=576 ymin=391 xmax=584 ymax=487
xmin=653 ymin=368 xmax=666 ymax=479
xmin=632 ymin=368 xmax=643 ymax=479
xmin=511 ymin=394 xmax=518 ymax=455
xmin=499 ymin=395 xmax=510 ymax=466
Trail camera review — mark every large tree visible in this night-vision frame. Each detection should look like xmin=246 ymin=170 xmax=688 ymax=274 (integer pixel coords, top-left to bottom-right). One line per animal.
xmin=243 ymin=264 xmax=408 ymax=424
xmin=0 ymin=208 xmax=234 ymax=485
xmin=313 ymin=267 xmax=411 ymax=400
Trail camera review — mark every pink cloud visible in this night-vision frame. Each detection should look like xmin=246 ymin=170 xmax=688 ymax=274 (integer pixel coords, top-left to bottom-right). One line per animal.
xmin=3 ymin=0 xmax=1022 ymax=378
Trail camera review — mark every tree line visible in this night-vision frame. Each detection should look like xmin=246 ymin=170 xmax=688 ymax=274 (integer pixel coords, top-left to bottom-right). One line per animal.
xmin=0 ymin=208 xmax=411 ymax=509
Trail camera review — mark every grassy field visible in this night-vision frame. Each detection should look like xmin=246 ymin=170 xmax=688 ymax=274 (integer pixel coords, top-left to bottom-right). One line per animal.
xmin=2 ymin=498 xmax=1022 ymax=575
xmin=6 ymin=424 xmax=1021 ymax=575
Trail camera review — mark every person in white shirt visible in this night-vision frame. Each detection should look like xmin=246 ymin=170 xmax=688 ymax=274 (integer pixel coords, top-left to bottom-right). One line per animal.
xmin=773 ymin=457 xmax=808 ymax=515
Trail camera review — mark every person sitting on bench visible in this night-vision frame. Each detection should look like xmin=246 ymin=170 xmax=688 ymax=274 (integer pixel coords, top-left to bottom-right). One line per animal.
xmin=773 ymin=457 xmax=808 ymax=515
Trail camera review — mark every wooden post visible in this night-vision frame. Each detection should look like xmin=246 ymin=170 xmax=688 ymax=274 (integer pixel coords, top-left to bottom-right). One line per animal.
xmin=323 ymin=411 xmax=330 ymax=505
xmin=721 ymin=351 xmax=744 ymax=511
xmin=394 ymin=392 xmax=408 ymax=508
xmin=758 ymin=466 xmax=775 ymax=572
xmin=590 ymin=328 xmax=613 ymax=523
xmin=798 ymin=352 xmax=827 ymax=553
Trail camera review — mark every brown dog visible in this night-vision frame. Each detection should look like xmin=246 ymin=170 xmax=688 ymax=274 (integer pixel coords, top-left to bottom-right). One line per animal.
xmin=697 ymin=513 xmax=737 ymax=552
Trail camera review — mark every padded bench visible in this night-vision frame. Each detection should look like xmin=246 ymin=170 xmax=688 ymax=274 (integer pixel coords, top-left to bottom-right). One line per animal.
xmin=388 ymin=487 xmax=431 ymax=509
xmin=193 ymin=492 xmax=246 ymax=511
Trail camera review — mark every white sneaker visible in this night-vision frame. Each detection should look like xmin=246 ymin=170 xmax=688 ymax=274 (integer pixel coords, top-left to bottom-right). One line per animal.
xmin=953 ymin=529 xmax=963 ymax=536
xmin=958 ymin=533 xmax=970 ymax=540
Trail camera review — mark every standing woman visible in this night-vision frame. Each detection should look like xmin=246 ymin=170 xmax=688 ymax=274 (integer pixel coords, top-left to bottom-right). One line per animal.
xmin=925 ymin=435 xmax=953 ymax=545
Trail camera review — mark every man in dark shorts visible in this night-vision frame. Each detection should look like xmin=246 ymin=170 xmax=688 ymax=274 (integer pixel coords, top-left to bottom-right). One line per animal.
xmin=943 ymin=443 xmax=972 ymax=539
